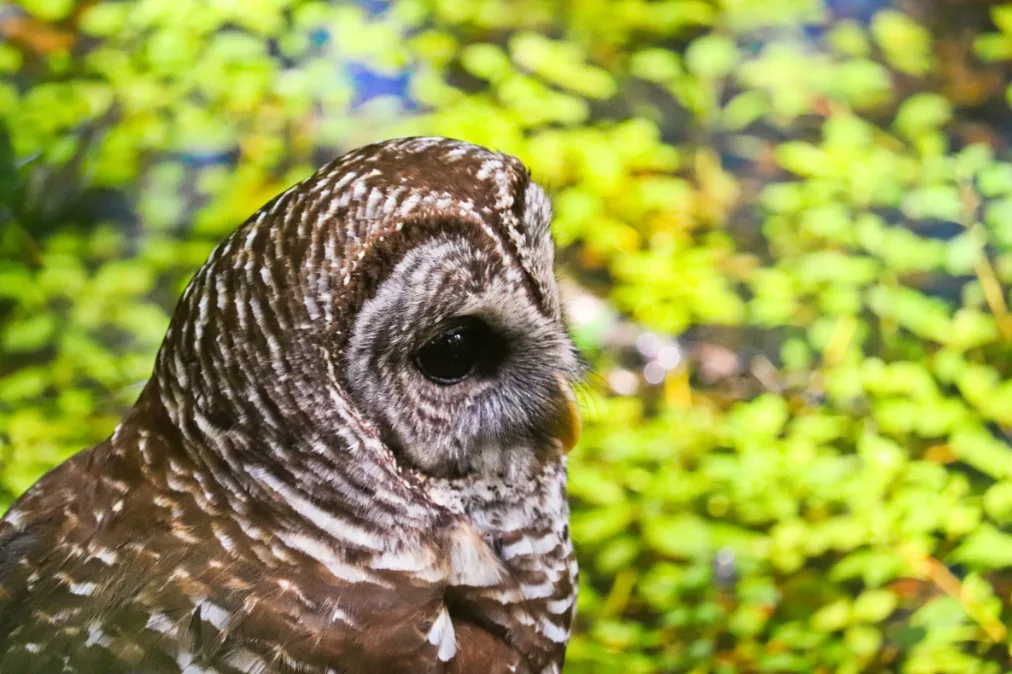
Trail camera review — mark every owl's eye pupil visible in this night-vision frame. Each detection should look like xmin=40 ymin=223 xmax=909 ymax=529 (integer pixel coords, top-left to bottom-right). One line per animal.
xmin=415 ymin=320 xmax=488 ymax=384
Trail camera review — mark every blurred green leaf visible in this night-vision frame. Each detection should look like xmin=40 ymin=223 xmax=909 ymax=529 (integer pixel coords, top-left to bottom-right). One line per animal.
xmin=894 ymin=93 xmax=952 ymax=141
xmin=871 ymin=10 xmax=934 ymax=76
xmin=951 ymin=525 xmax=1012 ymax=569
xmin=685 ymin=35 xmax=739 ymax=80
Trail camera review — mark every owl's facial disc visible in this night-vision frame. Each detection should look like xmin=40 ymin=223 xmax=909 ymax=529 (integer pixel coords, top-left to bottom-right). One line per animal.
xmin=342 ymin=233 xmax=583 ymax=479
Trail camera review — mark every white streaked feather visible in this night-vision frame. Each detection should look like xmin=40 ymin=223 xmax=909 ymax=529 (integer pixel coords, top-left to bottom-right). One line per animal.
xmin=427 ymin=607 xmax=457 ymax=662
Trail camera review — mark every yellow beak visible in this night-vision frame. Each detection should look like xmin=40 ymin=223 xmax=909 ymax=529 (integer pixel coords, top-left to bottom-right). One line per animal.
xmin=551 ymin=375 xmax=582 ymax=454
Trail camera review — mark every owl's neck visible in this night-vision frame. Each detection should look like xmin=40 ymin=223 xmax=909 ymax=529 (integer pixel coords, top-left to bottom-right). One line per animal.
xmin=115 ymin=378 xmax=440 ymax=539
xmin=420 ymin=456 xmax=569 ymax=538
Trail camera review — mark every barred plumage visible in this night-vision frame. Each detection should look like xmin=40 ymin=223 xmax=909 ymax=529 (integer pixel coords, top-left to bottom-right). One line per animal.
xmin=0 ymin=137 xmax=582 ymax=673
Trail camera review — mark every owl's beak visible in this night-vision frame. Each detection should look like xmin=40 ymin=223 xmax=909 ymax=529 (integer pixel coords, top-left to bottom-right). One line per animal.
xmin=551 ymin=375 xmax=581 ymax=454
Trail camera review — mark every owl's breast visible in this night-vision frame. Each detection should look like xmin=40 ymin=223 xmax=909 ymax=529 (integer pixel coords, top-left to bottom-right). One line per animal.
xmin=425 ymin=458 xmax=577 ymax=672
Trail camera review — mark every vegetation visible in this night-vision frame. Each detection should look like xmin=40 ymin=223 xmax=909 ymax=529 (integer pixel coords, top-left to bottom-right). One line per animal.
xmin=3 ymin=0 xmax=1012 ymax=671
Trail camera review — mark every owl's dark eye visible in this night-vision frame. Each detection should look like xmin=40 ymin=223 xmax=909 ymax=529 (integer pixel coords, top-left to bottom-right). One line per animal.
xmin=414 ymin=318 xmax=501 ymax=385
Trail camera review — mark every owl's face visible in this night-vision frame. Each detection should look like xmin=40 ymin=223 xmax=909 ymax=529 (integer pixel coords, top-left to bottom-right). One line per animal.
xmin=342 ymin=207 xmax=582 ymax=479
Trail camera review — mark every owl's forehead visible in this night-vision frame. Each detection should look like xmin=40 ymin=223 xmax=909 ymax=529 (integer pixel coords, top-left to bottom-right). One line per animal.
xmin=286 ymin=136 xmax=558 ymax=316
xmin=317 ymin=136 xmax=531 ymax=219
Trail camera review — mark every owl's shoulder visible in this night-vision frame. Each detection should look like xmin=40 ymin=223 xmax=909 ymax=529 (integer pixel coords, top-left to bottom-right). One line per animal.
xmin=0 ymin=436 xmax=462 ymax=672
xmin=1 ymin=440 xmax=116 ymax=572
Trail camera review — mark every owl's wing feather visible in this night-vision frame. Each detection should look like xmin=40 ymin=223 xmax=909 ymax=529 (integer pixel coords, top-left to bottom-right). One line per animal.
xmin=0 ymin=522 xmax=38 ymax=586
xmin=448 ymin=622 xmax=531 ymax=674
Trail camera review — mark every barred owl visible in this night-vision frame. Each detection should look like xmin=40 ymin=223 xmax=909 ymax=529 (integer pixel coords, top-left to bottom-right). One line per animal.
xmin=0 ymin=137 xmax=583 ymax=673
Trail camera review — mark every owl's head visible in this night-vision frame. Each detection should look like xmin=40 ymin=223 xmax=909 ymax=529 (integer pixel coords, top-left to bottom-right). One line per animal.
xmin=156 ymin=137 xmax=583 ymax=481
xmin=337 ymin=140 xmax=583 ymax=478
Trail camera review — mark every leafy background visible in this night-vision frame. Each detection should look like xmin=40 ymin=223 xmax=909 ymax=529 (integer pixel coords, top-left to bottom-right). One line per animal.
xmin=2 ymin=0 xmax=1012 ymax=671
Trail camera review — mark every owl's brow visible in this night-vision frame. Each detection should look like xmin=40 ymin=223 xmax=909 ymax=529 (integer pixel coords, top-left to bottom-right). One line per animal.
xmin=499 ymin=177 xmax=551 ymax=314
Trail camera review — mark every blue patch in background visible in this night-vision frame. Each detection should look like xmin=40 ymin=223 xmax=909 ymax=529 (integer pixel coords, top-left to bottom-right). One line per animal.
xmin=345 ymin=62 xmax=417 ymax=111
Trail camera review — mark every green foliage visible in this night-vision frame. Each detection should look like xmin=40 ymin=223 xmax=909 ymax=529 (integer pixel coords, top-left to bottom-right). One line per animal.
xmin=3 ymin=0 xmax=1012 ymax=671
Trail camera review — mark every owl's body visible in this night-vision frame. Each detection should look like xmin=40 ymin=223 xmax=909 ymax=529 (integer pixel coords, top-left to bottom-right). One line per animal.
xmin=0 ymin=138 xmax=581 ymax=673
